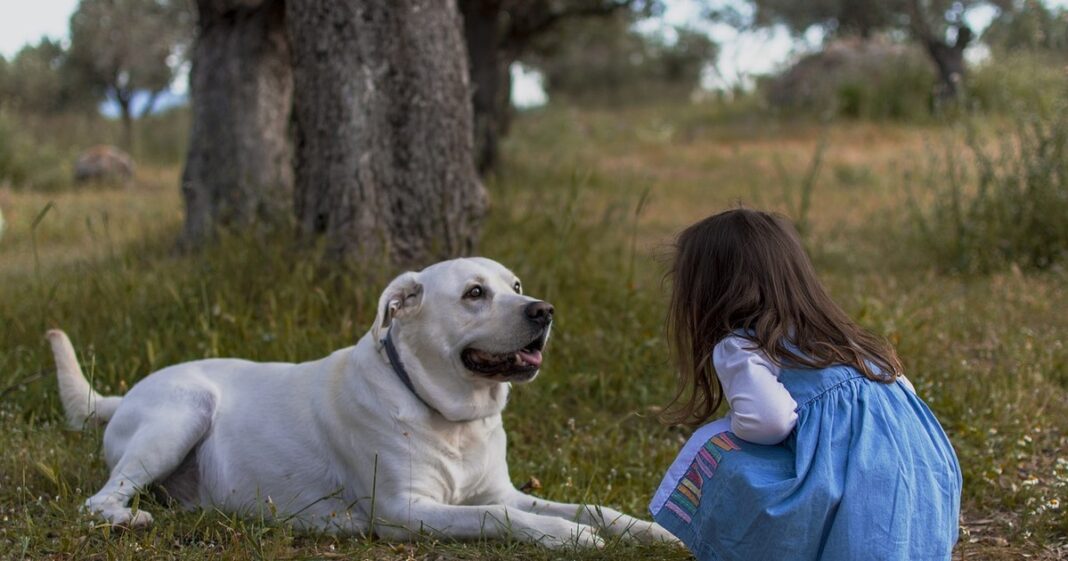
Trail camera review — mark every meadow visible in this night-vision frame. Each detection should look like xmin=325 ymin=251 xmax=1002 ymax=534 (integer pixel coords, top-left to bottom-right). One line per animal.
xmin=1 ymin=103 xmax=1066 ymax=560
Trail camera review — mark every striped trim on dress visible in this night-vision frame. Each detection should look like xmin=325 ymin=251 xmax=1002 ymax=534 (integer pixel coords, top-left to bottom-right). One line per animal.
xmin=663 ymin=433 xmax=742 ymax=523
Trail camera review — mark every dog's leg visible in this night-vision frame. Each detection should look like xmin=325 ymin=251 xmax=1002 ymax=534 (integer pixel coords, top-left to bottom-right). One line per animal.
xmin=86 ymin=396 xmax=213 ymax=527
xmin=374 ymin=499 xmax=604 ymax=548
xmin=501 ymin=490 xmax=679 ymax=544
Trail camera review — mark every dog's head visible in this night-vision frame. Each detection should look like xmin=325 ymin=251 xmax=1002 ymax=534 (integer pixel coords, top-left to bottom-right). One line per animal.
xmin=370 ymin=258 xmax=552 ymax=419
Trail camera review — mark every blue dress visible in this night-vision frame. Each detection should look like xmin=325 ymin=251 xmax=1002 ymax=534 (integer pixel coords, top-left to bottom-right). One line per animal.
xmin=650 ymin=364 xmax=962 ymax=561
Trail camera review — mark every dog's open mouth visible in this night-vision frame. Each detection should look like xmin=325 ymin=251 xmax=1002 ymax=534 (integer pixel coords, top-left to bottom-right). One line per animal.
xmin=461 ymin=331 xmax=547 ymax=379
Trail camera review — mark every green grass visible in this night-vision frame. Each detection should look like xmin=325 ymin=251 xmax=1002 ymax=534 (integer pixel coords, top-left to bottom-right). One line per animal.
xmin=1 ymin=104 xmax=1067 ymax=559
xmin=907 ymin=113 xmax=1068 ymax=273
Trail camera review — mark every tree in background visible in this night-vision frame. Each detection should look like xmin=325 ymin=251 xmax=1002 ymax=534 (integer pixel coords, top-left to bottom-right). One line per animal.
xmin=67 ymin=0 xmax=192 ymax=149
xmin=983 ymin=0 xmax=1068 ymax=54
xmin=179 ymin=0 xmax=292 ymax=248
xmin=287 ymin=0 xmax=486 ymax=265
xmin=459 ymin=0 xmax=657 ymax=173
xmin=525 ymin=13 xmax=716 ymax=104
xmin=739 ymin=0 xmax=898 ymax=38
xmin=0 ymin=39 xmax=97 ymax=115
xmin=722 ymin=0 xmax=1014 ymax=100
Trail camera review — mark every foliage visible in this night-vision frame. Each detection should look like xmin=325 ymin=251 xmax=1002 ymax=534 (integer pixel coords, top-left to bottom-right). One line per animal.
xmin=728 ymin=0 xmax=1012 ymax=41
xmin=967 ymin=50 xmax=1068 ymax=115
xmin=0 ymin=106 xmax=189 ymax=193
xmin=131 ymin=105 xmax=191 ymax=165
xmin=0 ymin=39 xmax=97 ymax=115
xmin=764 ymin=37 xmax=936 ymax=121
xmin=720 ymin=0 xmax=1017 ymax=103
xmin=983 ymin=0 xmax=1068 ymax=55
xmin=524 ymin=13 xmax=716 ymax=104
xmin=907 ymin=114 xmax=1068 ymax=273
xmin=737 ymin=0 xmax=904 ymax=38
xmin=0 ymin=113 xmax=72 ymax=192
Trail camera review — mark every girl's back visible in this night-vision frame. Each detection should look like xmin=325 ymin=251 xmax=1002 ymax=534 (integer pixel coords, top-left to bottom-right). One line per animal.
xmin=653 ymin=363 xmax=960 ymax=561
xmin=655 ymin=208 xmax=962 ymax=560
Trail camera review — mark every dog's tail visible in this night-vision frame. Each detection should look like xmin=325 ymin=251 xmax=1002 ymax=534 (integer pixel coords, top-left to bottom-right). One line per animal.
xmin=46 ymin=329 xmax=122 ymax=430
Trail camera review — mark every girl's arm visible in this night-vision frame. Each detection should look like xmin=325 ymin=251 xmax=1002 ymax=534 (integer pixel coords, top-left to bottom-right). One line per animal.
xmin=713 ymin=336 xmax=798 ymax=445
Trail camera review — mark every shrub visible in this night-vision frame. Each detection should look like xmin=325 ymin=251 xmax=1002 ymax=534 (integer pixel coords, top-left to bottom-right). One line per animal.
xmin=765 ymin=37 xmax=936 ymax=121
xmin=967 ymin=51 xmax=1068 ymax=116
xmin=908 ymin=113 xmax=1068 ymax=273
xmin=0 ymin=113 xmax=72 ymax=192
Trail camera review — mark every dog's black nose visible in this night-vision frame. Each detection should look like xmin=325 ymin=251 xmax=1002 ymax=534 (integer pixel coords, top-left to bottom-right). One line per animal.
xmin=525 ymin=301 xmax=554 ymax=325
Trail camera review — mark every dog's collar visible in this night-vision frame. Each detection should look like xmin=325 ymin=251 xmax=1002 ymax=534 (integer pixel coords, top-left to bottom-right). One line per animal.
xmin=382 ymin=329 xmax=435 ymax=412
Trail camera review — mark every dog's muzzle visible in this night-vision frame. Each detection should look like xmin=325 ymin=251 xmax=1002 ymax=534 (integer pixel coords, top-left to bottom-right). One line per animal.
xmin=461 ymin=300 xmax=553 ymax=381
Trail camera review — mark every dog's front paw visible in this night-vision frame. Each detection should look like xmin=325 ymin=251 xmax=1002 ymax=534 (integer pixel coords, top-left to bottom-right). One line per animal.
xmin=626 ymin=520 xmax=681 ymax=545
xmin=85 ymin=497 xmax=155 ymax=529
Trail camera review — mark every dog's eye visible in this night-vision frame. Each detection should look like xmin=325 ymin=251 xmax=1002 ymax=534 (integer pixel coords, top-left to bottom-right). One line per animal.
xmin=513 ymin=281 xmax=521 ymax=294
xmin=464 ymin=285 xmax=484 ymax=299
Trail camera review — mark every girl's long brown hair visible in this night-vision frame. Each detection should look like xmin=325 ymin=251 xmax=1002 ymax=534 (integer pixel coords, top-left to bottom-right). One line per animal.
xmin=663 ymin=208 xmax=902 ymax=427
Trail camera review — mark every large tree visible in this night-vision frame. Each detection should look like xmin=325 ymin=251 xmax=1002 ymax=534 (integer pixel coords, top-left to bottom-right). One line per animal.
xmin=286 ymin=0 xmax=487 ymax=265
xmin=67 ymin=0 xmax=192 ymax=148
xmin=727 ymin=0 xmax=1013 ymax=99
xmin=179 ymin=0 xmax=293 ymax=247
xmin=179 ymin=0 xmax=487 ymax=263
xmin=175 ymin=0 xmax=646 ymax=251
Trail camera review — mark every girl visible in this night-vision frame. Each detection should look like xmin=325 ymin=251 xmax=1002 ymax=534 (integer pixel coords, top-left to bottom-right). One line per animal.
xmin=650 ymin=209 xmax=962 ymax=561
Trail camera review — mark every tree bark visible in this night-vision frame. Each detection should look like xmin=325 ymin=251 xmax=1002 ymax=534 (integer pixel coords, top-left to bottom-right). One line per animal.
xmin=458 ymin=0 xmax=632 ymax=174
xmin=117 ymin=96 xmax=133 ymax=151
xmin=460 ymin=0 xmax=514 ymax=175
xmin=179 ymin=0 xmax=293 ymax=248
xmin=907 ymin=0 xmax=971 ymax=102
xmin=287 ymin=0 xmax=487 ymax=266
xmin=923 ymin=26 xmax=972 ymax=101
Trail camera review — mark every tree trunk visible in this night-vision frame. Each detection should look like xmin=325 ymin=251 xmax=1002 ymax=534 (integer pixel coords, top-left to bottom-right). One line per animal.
xmin=923 ymin=27 xmax=971 ymax=101
xmin=118 ymin=98 xmax=132 ymax=150
xmin=179 ymin=0 xmax=293 ymax=248
xmin=115 ymin=92 xmax=133 ymax=151
xmin=457 ymin=1 xmax=628 ymax=174
xmin=287 ymin=0 xmax=487 ymax=266
xmin=139 ymin=89 xmax=162 ymax=119
xmin=460 ymin=0 xmax=510 ymax=174
xmin=908 ymin=0 xmax=972 ymax=103
xmin=496 ymin=57 xmax=515 ymax=137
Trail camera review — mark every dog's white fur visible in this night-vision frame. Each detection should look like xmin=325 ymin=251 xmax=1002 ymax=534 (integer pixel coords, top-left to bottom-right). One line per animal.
xmin=49 ymin=257 xmax=675 ymax=548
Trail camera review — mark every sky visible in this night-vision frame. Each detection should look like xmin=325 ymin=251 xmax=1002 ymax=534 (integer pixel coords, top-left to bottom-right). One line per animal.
xmin=4 ymin=0 xmax=1068 ymax=109
xmin=0 ymin=0 xmax=79 ymax=58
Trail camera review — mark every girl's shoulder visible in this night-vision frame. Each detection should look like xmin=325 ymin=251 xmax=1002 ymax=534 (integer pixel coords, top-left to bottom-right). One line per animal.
xmin=712 ymin=335 xmax=779 ymax=376
xmin=714 ymin=334 xmax=754 ymax=353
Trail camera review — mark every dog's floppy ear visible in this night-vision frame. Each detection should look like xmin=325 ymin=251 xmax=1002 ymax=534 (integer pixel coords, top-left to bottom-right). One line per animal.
xmin=372 ymin=271 xmax=424 ymax=343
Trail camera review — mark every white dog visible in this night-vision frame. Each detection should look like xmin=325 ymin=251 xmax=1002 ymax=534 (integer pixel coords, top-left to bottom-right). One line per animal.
xmin=48 ymin=257 xmax=675 ymax=548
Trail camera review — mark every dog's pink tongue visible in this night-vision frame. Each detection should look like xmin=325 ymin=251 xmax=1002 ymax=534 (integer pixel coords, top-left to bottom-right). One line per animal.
xmin=516 ymin=349 xmax=543 ymax=367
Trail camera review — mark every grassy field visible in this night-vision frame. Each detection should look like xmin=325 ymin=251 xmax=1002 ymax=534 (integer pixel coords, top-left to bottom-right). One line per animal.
xmin=1 ymin=104 xmax=1066 ymax=560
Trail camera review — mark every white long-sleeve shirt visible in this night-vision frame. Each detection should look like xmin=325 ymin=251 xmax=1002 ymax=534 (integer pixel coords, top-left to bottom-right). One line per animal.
xmin=713 ymin=336 xmax=915 ymax=445
xmin=713 ymin=336 xmax=798 ymax=445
